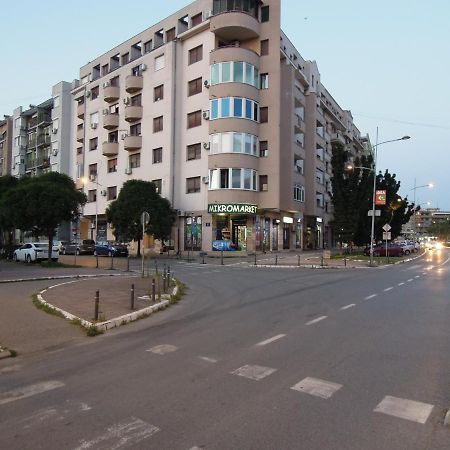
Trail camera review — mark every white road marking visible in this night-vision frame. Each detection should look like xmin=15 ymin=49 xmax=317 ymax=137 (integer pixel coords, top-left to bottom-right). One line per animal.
xmin=407 ymin=278 xmax=414 ymax=282
xmin=255 ymin=334 xmax=286 ymax=346
xmin=198 ymin=356 xmax=217 ymax=363
xmin=231 ymin=364 xmax=277 ymax=381
xmin=364 ymin=294 xmax=377 ymax=300
xmin=415 ymin=275 xmax=420 ymax=278
xmin=405 ymin=264 xmax=422 ymax=271
xmin=73 ymin=417 xmax=159 ymax=450
xmin=0 ymin=380 xmax=64 ymax=405
xmin=383 ymin=287 xmax=394 ymax=292
xmin=398 ymin=282 xmax=405 ymax=286
xmin=374 ymin=396 xmax=434 ymax=424
xmin=340 ymin=304 xmax=356 ymax=310
xmin=291 ymin=377 xmax=343 ymax=399
xmin=305 ymin=316 xmax=328 ymax=326
xmin=146 ymin=345 xmax=178 ymax=355
xmin=0 ymin=364 xmax=21 ymax=375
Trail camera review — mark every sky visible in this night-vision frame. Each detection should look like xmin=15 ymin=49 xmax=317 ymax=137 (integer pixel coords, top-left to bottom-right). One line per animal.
xmin=1 ymin=0 xmax=449 ymax=209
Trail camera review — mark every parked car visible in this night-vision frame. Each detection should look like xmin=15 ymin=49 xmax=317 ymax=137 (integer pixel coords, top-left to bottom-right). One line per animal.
xmin=363 ymin=243 xmax=404 ymax=257
xmin=63 ymin=239 xmax=96 ymax=255
xmin=396 ymin=241 xmax=415 ymax=255
xmin=94 ymin=241 xmax=129 ymax=257
xmin=53 ymin=240 xmax=68 ymax=255
xmin=13 ymin=243 xmax=59 ymax=263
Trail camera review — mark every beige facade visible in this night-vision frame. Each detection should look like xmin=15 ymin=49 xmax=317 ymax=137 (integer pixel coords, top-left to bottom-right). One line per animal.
xmin=0 ymin=117 xmax=12 ymax=176
xmin=72 ymin=0 xmax=367 ymax=251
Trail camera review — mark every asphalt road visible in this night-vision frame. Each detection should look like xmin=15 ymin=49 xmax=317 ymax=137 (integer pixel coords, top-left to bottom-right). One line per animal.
xmin=1 ymin=249 xmax=450 ymax=449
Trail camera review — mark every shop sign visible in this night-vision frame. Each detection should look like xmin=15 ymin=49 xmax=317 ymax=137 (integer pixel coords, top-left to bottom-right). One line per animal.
xmin=207 ymin=203 xmax=258 ymax=215
xmin=375 ymin=190 xmax=386 ymax=205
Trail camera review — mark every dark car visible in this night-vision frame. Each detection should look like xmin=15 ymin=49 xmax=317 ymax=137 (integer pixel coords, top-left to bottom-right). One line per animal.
xmin=64 ymin=239 xmax=96 ymax=255
xmin=363 ymin=243 xmax=404 ymax=257
xmin=94 ymin=241 xmax=129 ymax=257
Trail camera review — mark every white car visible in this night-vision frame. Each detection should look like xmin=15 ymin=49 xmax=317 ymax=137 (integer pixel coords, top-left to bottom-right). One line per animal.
xmin=13 ymin=243 xmax=59 ymax=263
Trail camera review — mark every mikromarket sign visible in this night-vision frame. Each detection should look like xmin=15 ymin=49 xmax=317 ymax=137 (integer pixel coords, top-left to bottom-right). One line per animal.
xmin=207 ymin=203 xmax=258 ymax=215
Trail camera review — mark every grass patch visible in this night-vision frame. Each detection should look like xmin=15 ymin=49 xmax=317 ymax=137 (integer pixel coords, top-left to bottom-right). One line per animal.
xmin=170 ymin=279 xmax=186 ymax=304
xmin=32 ymin=294 xmax=65 ymax=318
xmin=86 ymin=326 xmax=103 ymax=337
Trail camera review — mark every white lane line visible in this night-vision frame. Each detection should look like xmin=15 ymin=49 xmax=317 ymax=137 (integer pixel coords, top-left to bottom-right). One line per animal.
xmin=340 ymin=304 xmax=356 ymax=310
xmin=0 ymin=381 xmax=64 ymax=406
xmin=255 ymin=334 xmax=286 ymax=347
xmin=72 ymin=417 xmax=159 ymax=450
xmin=364 ymin=294 xmax=377 ymax=300
xmin=231 ymin=364 xmax=277 ymax=381
xmin=415 ymin=275 xmax=420 ymax=279
xmin=407 ymin=278 xmax=414 ymax=282
xmin=374 ymin=396 xmax=434 ymax=424
xmin=198 ymin=356 xmax=217 ymax=363
xmin=398 ymin=282 xmax=405 ymax=286
xmin=146 ymin=345 xmax=178 ymax=355
xmin=383 ymin=287 xmax=394 ymax=292
xmin=305 ymin=316 xmax=328 ymax=326
xmin=291 ymin=377 xmax=343 ymax=399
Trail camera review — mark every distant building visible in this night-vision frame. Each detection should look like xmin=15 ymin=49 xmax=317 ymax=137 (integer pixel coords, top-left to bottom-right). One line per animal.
xmin=0 ymin=116 xmax=13 ymax=176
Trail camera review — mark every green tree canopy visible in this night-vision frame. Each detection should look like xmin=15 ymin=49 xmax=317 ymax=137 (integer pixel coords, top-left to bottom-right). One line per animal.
xmin=105 ymin=180 xmax=176 ymax=256
xmin=0 ymin=175 xmax=20 ymax=249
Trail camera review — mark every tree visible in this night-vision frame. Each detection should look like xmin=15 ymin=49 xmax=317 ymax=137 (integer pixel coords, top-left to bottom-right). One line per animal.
xmin=2 ymin=173 xmax=86 ymax=261
xmin=0 ymin=175 xmax=19 ymax=253
xmin=106 ymin=180 xmax=176 ymax=256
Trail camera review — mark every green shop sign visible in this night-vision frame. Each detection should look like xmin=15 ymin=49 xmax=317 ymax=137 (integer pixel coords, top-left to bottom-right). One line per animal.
xmin=208 ymin=203 xmax=258 ymax=215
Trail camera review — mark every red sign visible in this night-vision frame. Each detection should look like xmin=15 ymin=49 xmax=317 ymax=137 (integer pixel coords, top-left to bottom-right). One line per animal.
xmin=375 ymin=190 xmax=386 ymax=205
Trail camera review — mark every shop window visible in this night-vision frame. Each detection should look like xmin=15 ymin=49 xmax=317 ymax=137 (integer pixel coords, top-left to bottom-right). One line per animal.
xmin=185 ymin=216 xmax=202 ymax=251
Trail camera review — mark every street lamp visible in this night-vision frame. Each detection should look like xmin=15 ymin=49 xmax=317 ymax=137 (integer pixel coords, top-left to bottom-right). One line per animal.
xmin=410 ymin=180 xmax=433 ymax=237
xmin=347 ymin=134 xmax=411 ymax=266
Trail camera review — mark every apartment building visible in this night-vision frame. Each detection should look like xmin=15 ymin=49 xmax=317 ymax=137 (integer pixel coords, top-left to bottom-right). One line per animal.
xmin=73 ymin=0 xmax=367 ymax=252
xmin=0 ymin=116 xmax=13 ymax=176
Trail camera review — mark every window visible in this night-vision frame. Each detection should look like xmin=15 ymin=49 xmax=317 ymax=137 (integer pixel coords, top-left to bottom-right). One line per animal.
xmin=260 ymin=39 xmax=269 ymax=56
xmin=316 ymin=192 xmax=324 ymax=208
xmin=316 ymin=169 xmax=324 ymax=184
xmin=294 ymin=184 xmax=305 ymax=202
xmin=130 ymin=123 xmax=141 ymax=136
xmin=260 ymin=73 xmax=269 ymax=89
xmin=186 ymin=176 xmax=201 ymax=193
xmin=77 ymin=147 xmax=83 ymax=155
xmin=260 ymin=107 xmax=268 ymax=123
xmin=261 ymin=6 xmax=270 ymax=22
xmin=187 ymin=110 xmax=202 ymax=128
xmin=107 ymin=158 xmax=117 ymax=173
xmin=154 ymin=84 xmax=164 ymax=101
xmin=129 ymin=152 xmax=141 ymax=168
xmin=188 ymin=45 xmax=203 ymax=65
xmin=144 ymin=40 xmax=152 ymax=53
xmin=152 ymin=179 xmax=162 ymax=193
xmin=131 ymin=94 xmax=141 ymax=106
xmin=209 ymin=168 xmax=258 ymax=190
xmin=88 ymin=163 xmax=97 ymax=178
xmin=90 ymin=112 xmax=99 ymax=126
xmin=121 ymin=53 xmax=129 ymax=65
xmin=101 ymin=64 xmax=109 ymax=76
xmin=89 ymin=137 xmax=98 ymax=151
xmin=259 ymin=140 xmax=268 ymax=157
xmin=131 ymin=65 xmax=142 ymax=76
xmin=91 ymin=86 xmax=99 ymax=100
xmin=155 ymin=54 xmax=165 ymax=71
xmin=188 ymin=77 xmax=202 ymax=96
xmin=187 ymin=143 xmax=201 ymax=161
xmin=108 ymin=131 xmax=118 ymax=143
xmin=109 ymin=103 xmax=119 ymax=114
xmin=107 ymin=186 xmax=117 ymax=201
xmin=191 ymin=12 xmax=202 ymax=26
xmin=166 ymin=27 xmax=176 ymax=42
xmin=153 ymin=147 xmax=162 ymax=163
xmin=153 ymin=116 xmax=163 ymax=132
xmin=210 ymin=97 xmax=259 ymax=121
xmin=259 ymin=175 xmax=268 ymax=191
xmin=88 ymin=190 xmax=96 ymax=202
xmin=294 ymin=157 xmax=304 ymax=174
xmin=210 ymin=62 xmax=259 ymax=88
xmin=110 ymin=76 xmax=119 ymax=87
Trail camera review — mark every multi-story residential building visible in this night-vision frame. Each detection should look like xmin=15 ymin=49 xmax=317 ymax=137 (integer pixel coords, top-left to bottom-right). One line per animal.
xmin=407 ymin=208 xmax=450 ymax=235
xmin=10 ymin=80 xmax=77 ymax=240
xmin=0 ymin=116 xmax=13 ymax=176
xmin=72 ymin=0 xmax=367 ymax=252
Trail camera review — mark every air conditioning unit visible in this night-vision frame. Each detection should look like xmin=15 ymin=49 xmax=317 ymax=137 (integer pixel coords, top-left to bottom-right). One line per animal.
xmin=202 ymin=110 xmax=210 ymax=120
xmin=102 ymin=108 xmax=110 ymax=115
xmin=52 ymin=128 xmax=58 ymax=134
xmin=123 ymin=97 xmax=130 ymax=105
xmin=90 ymin=123 xmax=98 ymax=129
xmin=52 ymin=149 xmax=58 ymax=156
xmin=203 ymin=10 xmax=212 ymax=20
xmin=125 ymin=167 xmax=132 ymax=175
xmin=261 ymin=183 xmax=268 ymax=191
xmin=89 ymin=174 xmax=96 ymax=181
xmin=177 ymin=210 xmax=185 ymax=217
xmin=140 ymin=63 xmax=147 ymax=71
xmin=203 ymin=79 xmax=210 ymax=88
xmin=103 ymin=81 xmax=111 ymax=88
xmin=85 ymin=90 xmax=91 ymax=98
xmin=121 ymin=133 xmax=128 ymax=140
xmin=203 ymin=142 xmax=210 ymax=150
xmin=202 ymin=176 xmax=209 ymax=184
xmin=100 ymin=190 xmax=107 ymax=196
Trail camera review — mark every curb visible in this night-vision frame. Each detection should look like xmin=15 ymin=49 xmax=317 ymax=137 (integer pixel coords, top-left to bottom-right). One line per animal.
xmin=0 ymin=347 xmax=12 ymax=360
xmin=0 ymin=273 xmax=129 ymax=284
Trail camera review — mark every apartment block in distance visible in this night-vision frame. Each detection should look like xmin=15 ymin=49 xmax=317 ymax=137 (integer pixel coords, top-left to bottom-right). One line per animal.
xmin=0 ymin=116 xmax=13 ymax=176
xmin=73 ymin=0 xmax=368 ymax=252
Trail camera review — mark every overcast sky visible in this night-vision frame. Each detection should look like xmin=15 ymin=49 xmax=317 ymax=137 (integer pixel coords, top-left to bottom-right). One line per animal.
xmin=2 ymin=0 xmax=449 ymax=208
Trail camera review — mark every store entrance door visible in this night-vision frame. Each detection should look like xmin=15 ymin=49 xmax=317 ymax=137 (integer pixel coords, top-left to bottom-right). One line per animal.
xmin=232 ymin=218 xmax=247 ymax=251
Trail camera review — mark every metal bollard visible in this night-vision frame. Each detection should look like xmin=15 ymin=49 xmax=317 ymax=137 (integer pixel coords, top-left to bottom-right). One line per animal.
xmin=130 ymin=284 xmax=135 ymax=310
xmin=202 ymin=253 xmax=206 ymax=264
xmin=152 ymin=278 xmax=156 ymax=303
xmin=344 ymin=257 xmax=347 ymax=267
xmin=94 ymin=290 xmax=100 ymax=321
xmin=275 ymin=255 xmax=278 ymax=266
xmin=221 ymin=250 xmax=224 ymax=265
xmin=96 ymin=253 xmax=99 ymax=269
xmin=254 ymin=252 xmax=257 ymax=266
xmin=167 ymin=266 xmax=171 ymax=290
xmin=154 ymin=260 xmax=158 ymax=275
xmin=321 ymin=255 xmax=324 ymax=267
xmin=298 ymin=254 xmax=301 ymax=267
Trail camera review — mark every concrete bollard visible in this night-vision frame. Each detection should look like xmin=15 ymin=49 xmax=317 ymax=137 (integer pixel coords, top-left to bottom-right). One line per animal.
xmin=152 ymin=278 xmax=156 ymax=303
xmin=130 ymin=284 xmax=135 ymax=310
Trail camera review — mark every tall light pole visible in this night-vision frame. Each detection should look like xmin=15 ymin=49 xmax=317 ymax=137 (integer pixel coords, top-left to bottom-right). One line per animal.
xmin=410 ymin=180 xmax=433 ymax=237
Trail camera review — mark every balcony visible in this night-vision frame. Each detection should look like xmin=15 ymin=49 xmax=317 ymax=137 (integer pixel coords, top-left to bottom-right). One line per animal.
xmin=103 ymin=113 xmax=119 ymax=130
xmin=77 ymin=103 xmax=85 ymax=119
xmin=331 ymin=132 xmax=346 ymax=146
xmin=102 ymin=141 xmax=119 ymax=157
xmin=124 ymin=135 xmax=142 ymax=151
xmin=104 ymin=85 xmax=120 ymax=103
xmin=210 ymin=12 xmax=260 ymax=41
xmin=37 ymin=134 xmax=51 ymax=147
xmin=210 ymin=46 xmax=259 ymax=68
xmin=125 ymin=75 xmax=143 ymax=94
xmin=76 ymin=128 xmax=84 ymax=142
xmin=124 ymin=105 xmax=143 ymax=122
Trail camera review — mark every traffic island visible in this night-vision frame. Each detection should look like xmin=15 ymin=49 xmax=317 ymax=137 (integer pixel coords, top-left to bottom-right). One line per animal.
xmin=0 ymin=346 xmax=17 ymax=359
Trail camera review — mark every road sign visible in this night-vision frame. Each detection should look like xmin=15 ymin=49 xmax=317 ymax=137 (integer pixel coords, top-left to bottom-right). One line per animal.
xmin=383 ymin=231 xmax=392 ymax=240
xmin=375 ymin=190 xmax=387 ymax=205
xmin=141 ymin=211 xmax=150 ymax=225
xmin=367 ymin=210 xmax=381 ymax=217
xmin=382 ymin=223 xmax=391 ymax=232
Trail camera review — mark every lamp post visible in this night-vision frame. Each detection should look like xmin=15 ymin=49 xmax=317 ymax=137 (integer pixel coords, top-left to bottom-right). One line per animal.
xmin=410 ymin=180 xmax=433 ymax=237
xmin=347 ymin=134 xmax=411 ymax=266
